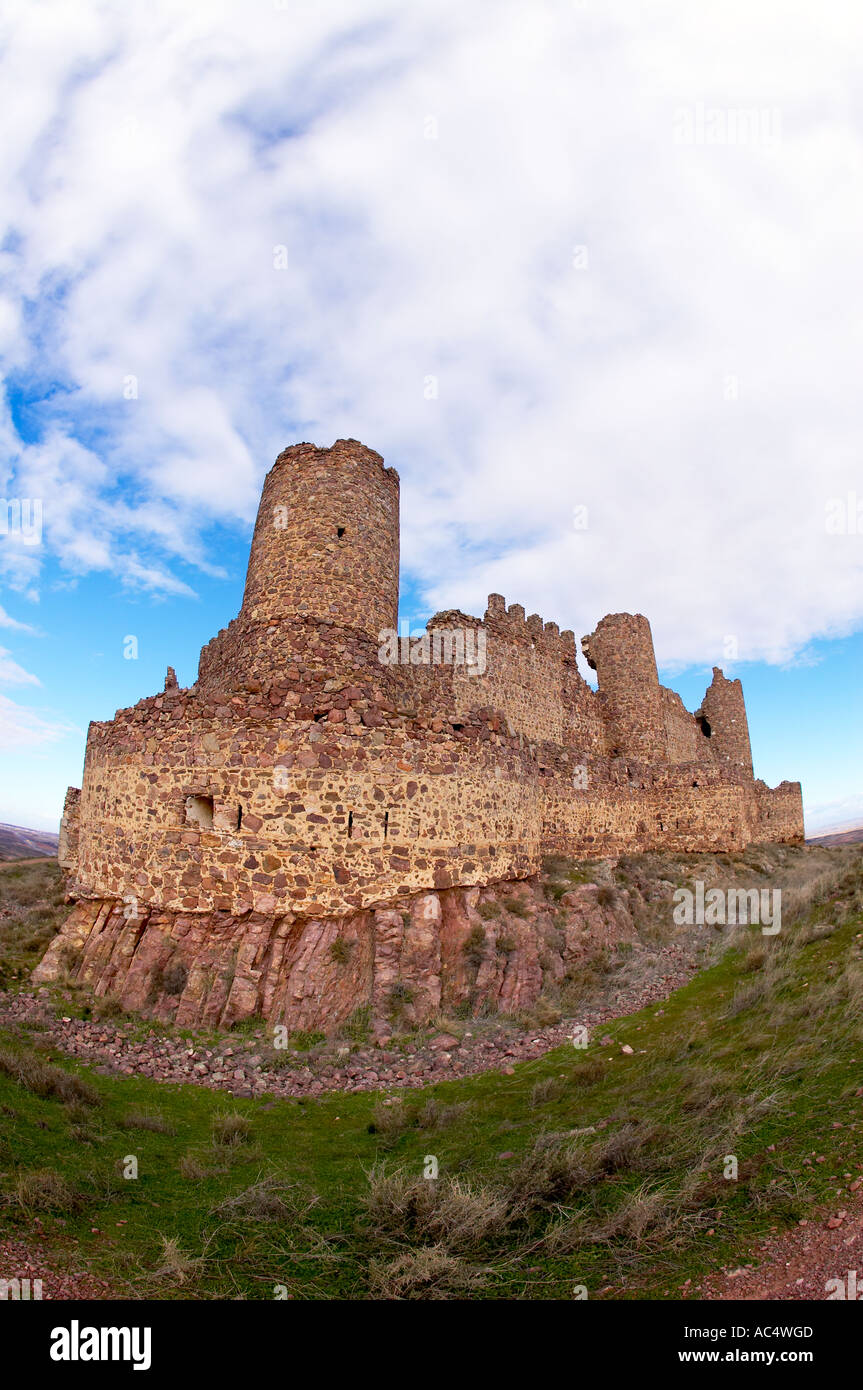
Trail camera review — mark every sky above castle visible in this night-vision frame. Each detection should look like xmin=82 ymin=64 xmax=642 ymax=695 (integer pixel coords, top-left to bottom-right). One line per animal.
xmin=1 ymin=0 xmax=861 ymax=834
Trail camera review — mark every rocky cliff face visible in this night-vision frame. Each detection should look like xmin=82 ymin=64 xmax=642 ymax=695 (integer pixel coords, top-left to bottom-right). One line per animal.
xmin=31 ymin=876 xmax=636 ymax=1032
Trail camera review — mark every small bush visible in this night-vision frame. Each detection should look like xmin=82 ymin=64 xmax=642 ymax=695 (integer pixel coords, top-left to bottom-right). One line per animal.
xmin=16 ymin=1170 xmax=85 ymax=1213
xmin=211 ymin=1112 xmax=252 ymax=1147
xmin=341 ymin=1005 xmax=372 ymax=1043
xmin=414 ymin=1096 xmax=471 ymax=1130
xmin=329 ymin=938 xmax=354 ymax=965
xmin=529 ymin=1075 xmax=566 ymax=1107
xmin=179 ymin=1154 xmax=208 ymax=1180
xmin=503 ymin=897 xmax=530 ymax=920
xmin=363 ymin=1167 xmax=509 ymax=1252
xmin=368 ymin=1098 xmax=411 ymax=1146
xmin=161 ymin=960 xmax=188 ymax=996
xmin=213 ymin=1177 xmax=309 ymax=1222
xmin=478 ymin=901 xmax=500 ymax=920
xmin=368 ymin=1247 xmax=483 ymax=1300
xmin=122 ymin=1108 xmax=176 ymax=1134
xmin=462 ymin=925 xmax=486 ymax=967
xmin=93 ymin=995 xmax=125 ymax=1019
xmin=289 ymin=1030 xmax=325 ymax=1051
xmin=0 ymin=1047 xmax=99 ymax=1106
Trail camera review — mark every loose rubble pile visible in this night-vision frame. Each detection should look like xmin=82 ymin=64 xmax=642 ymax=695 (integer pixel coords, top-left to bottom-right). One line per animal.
xmin=0 ymin=925 xmax=707 ymax=1098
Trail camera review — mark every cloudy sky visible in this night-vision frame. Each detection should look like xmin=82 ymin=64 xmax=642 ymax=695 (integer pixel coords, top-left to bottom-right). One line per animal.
xmin=1 ymin=0 xmax=861 ymax=833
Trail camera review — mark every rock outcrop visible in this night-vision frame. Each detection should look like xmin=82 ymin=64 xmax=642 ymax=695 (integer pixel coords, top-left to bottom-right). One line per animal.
xmin=32 ymin=875 xmax=636 ymax=1032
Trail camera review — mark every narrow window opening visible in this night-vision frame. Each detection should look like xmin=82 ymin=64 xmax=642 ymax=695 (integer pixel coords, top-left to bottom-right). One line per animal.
xmin=347 ymin=811 xmax=353 ymax=839
xmin=452 ymin=722 xmax=464 ymax=732
xmin=383 ymin=810 xmax=389 ymax=838
xmin=185 ymin=795 xmax=214 ymax=830
xmin=237 ymin=804 xmax=243 ymax=830
xmin=337 ymin=526 xmax=345 ymax=539
xmin=696 ymin=715 xmax=712 ymax=738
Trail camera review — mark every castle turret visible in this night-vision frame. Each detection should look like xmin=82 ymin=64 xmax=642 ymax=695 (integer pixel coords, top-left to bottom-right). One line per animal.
xmin=581 ymin=612 xmax=666 ymax=761
xmin=696 ymin=667 xmax=753 ymax=775
xmin=240 ymin=439 xmax=400 ymax=641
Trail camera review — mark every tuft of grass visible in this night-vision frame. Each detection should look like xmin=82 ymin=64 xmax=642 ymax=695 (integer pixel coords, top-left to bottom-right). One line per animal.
xmin=0 ymin=1046 xmax=99 ymax=1106
xmin=502 ymin=896 xmax=530 ymax=920
xmin=363 ymin=1167 xmax=510 ymax=1253
xmin=16 ymin=1169 xmax=86 ymax=1213
xmin=369 ymin=1246 xmax=483 ymax=1300
xmin=462 ymin=925 xmax=486 ymax=967
xmin=211 ymin=1111 xmax=252 ymax=1148
xmin=122 ymin=1107 xmax=176 ymax=1134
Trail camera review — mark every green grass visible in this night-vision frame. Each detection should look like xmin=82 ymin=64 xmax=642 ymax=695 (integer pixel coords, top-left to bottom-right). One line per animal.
xmin=0 ymin=848 xmax=862 ymax=1298
xmin=0 ymin=859 xmax=67 ymax=988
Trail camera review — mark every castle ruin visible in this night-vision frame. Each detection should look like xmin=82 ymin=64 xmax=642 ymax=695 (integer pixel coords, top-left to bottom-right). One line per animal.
xmin=35 ymin=440 xmax=804 ymax=1029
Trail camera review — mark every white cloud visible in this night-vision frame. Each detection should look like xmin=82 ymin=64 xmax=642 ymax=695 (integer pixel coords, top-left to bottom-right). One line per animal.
xmin=0 ymin=0 xmax=860 ymax=667
xmin=0 ymin=692 xmax=78 ymax=750
xmin=804 ymin=796 xmax=863 ymax=836
xmin=0 ymin=645 xmax=39 ymax=686
xmin=0 ymin=603 xmax=36 ymax=632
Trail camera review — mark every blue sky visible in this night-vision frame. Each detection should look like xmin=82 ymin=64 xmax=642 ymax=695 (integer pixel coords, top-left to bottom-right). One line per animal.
xmin=1 ymin=0 xmax=861 ymax=835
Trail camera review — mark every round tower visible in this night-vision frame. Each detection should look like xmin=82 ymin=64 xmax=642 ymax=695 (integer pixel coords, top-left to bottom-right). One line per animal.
xmin=581 ymin=612 xmax=666 ymax=762
xmin=240 ymin=439 xmax=400 ymax=640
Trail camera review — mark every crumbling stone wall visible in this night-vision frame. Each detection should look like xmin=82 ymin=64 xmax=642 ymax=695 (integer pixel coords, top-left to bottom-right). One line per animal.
xmin=696 ymin=667 xmax=754 ymax=776
xmin=57 ymin=787 xmax=81 ymax=872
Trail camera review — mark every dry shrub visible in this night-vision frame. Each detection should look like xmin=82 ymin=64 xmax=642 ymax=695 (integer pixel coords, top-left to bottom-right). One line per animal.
xmin=0 ymin=1047 xmax=99 ymax=1106
xmin=368 ymin=1246 xmax=484 ymax=1300
xmin=16 ymin=1169 xmax=85 ymax=1213
xmin=211 ymin=1111 xmax=252 ymax=1147
xmin=363 ymin=1167 xmax=509 ymax=1253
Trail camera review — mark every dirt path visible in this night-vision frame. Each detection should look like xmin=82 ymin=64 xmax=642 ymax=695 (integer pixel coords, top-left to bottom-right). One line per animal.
xmin=696 ymin=1189 xmax=863 ymax=1300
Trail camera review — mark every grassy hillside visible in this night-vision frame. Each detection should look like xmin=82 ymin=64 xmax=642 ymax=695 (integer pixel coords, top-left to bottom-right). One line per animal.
xmin=0 ymin=846 xmax=861 ymax=1298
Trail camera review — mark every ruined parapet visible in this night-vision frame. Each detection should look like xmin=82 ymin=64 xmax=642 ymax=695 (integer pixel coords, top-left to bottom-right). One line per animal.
xmin=57 ymin=787 xmax=81 ymax=873
xmin=753 ymin=779 xmax=805 ymax=843
xmin=483 ymin=594 xmax=577 ymax=662
xmin=240 ymin=439 xmax=400 ymax=642
xmin=582 ymin=613 xmax=666 ymax=762
xmin=696 ymin=667 xmax=753 ymax=776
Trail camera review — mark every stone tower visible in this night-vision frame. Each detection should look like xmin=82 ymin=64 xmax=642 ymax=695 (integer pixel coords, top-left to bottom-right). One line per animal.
xmin=240 ymin=438 xmax=400 ymax=641
xmin=581 ymin=612 xmax=666 ymax=761
xmin=696 ymin=668 xmax=754 ymax=775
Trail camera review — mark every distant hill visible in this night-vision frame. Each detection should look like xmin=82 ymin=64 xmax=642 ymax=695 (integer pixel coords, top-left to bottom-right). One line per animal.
xmin=0 ymin=823 xmax=59 ymax=861
xmin=806 ymin=823 xmax=863 ymax=847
